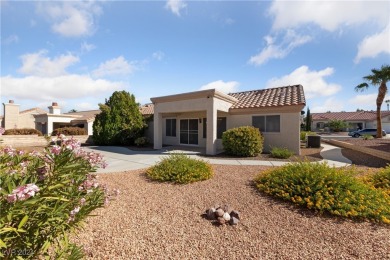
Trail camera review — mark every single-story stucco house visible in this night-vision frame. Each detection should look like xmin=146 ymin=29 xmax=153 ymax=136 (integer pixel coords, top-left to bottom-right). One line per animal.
xmin=1 ymin=100 xmax=99 ymax=135
xmin=311 ymin=111 xmax=390 ymax=132
xmin=2 ymin=84 xmax=306 ymax=155
xmin=150 ymin=85 xmax=306 ymax=155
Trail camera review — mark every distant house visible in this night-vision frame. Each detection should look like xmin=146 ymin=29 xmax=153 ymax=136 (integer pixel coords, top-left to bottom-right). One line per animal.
xmin=148 ymin=85 xmax=306 ymax=155
xmin=311 ymin=111 xmax=390 ymax=132
xmin=2 ymin=100 xmax=99 ymax=135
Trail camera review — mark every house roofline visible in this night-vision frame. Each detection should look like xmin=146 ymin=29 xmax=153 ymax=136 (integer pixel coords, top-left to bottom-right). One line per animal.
xmin=151 ymin=89 xmax=238 ymax=104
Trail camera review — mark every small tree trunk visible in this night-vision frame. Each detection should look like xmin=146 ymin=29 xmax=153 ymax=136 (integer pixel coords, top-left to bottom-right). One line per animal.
xmin=376 ymin=81 xmax=387 ymax=138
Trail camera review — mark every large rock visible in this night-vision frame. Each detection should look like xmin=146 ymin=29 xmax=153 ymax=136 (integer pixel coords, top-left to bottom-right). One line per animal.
xmin=217 ymin=217 xmax=226 ymax=225
xmin=230 ymin=210 xmax=241 ymax=220
xmin=206 ymin=208 xmax=216 ymax=220
xmin=230 ymin=216 xmax=239 ymax=225
xmin=223 ymin=212 xmax=231 ymax=222
xmin=215 ymin=208 xmax=224 ymax=217
xmin=222 ymin=204 xmax=231 ymax=213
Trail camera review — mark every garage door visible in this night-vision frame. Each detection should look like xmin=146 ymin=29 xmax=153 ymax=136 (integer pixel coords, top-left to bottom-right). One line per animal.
xmin=382 ymin=123 xmax=390 ymax=133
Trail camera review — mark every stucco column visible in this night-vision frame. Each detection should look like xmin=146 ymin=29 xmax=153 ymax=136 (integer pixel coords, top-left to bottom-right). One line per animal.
xmin=153 ymin=112 xmax=163 ymax=149
xmin=206 ymin=99 xmax=217 ymax=155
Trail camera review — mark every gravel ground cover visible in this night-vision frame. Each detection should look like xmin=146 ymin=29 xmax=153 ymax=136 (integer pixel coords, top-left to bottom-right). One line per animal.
xmin=73 ymin=165 xmax=389 ymax=259
xmin=341 ymin=149 xmax=389 ymax=168
xmin=338 ymin=138 xmax=390 ymax=152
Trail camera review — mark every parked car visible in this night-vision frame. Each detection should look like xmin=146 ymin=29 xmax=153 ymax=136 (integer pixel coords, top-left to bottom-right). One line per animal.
xmin=348 ymin=128 xmax=387 ymax=138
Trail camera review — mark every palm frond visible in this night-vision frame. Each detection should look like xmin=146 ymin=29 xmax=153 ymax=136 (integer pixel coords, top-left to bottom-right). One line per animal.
xmin=355 ymin=83 xmax=369 ymax=92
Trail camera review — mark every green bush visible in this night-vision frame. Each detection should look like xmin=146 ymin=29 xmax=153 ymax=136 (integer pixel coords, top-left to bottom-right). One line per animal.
xmin=52 ymin=127 xmax=87 ymax=136
xmin=328 ymin=119 xmax=349 ymax=132
xmin=4 ymin=128 xmax=43 ymax=136
xmin=146 ymin=154 xmax=213 ymax=184
xmin=0 ymin=135 xmax=115 ymax=259
xmin=93 ymin=91 xmax=146 ymax=145
xmin=300 ymin=131 xmax=316 ymax=141
xmin=362 ymin=166 xmax=390 ymax=195
xmin=254 ymin=162 xmax=390 ymax=224
xmin=134 ymin=137 xmax=149 ymax=147
xmin=270 ymin=147 xmax=294 ymax=159
xmin=222 ymin=126 xmax=263 ymax=157
xmin=362 ymin=134 xmax=374 ymax=140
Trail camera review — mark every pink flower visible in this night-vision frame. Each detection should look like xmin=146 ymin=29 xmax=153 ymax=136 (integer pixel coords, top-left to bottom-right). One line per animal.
xmin=17 ymin=150 xmax=25 ymax=155
xmin=7 ymin=183 xmax=40 ymax=203
xmin=50 ymin=145 xmax=61 ymax=155
xmin=80 ymin=198 xmax=86 ymax=206
xmin=3 ymin=146 xmax=16 ymax=156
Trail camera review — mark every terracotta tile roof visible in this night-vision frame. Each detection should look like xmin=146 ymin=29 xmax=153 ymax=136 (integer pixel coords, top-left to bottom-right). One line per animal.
xmin=20 ymin=107 xmax=47 ymax=115
xmin=65 ymin=110 xmax=100 ymax=122
xmin=312 ymin=111 xmax=390 ymax=121
xmin=140 ymin=104 xmax=154 ymax=115
xmin=228 ymin=85 xmax=306 ymax=109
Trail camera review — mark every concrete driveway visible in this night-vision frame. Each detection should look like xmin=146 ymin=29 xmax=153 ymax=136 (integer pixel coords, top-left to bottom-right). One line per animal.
xmin=84 ymin=144 xmax=351 ymax=173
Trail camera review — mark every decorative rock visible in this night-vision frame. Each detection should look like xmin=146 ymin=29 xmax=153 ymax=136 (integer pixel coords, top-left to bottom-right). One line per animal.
xmin=215 ymin=208 xmax=224 ymax=217
xmin=217 ymin=217 xmax=226 ymax=225
xmin=230 ymin=210 xmax=241 ymax=220
xmin=206 ymin=208 xmax=216 ymax=220
xmin=222 ymin=204 xmax=231 ymax=213
xmin=222 ymin=212 xmax=231 ymax=222
xmin=230 ymin=216 xmax=239 ymax=225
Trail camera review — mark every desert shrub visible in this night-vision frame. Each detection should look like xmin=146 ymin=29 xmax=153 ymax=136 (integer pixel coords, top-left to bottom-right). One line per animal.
xmin=300 ymin=131 xmax=316 ymax=141
xmin=4 ymin=128 xmax=43 ymax=136
xmin=362 ymin=166 xmax=390 ymax=195
xmin=0 ymin=135 xmax=117 ymax=259
xmin=270 ymin=147 xmax=294 ymax=159
xmin=134 ymin=137 xmax=149 ymax=147
xmin=362 ymin=134 xmax=374 ymax=140
xmin=254 ymin=162 xmax=390 ymax=224
xmin=328 ymin=119 xmax=349 ymax=132
xmin=52 ymin=127 xmax=87 ymax=136
xmin=222 ymin=126 xmax=263 ymax=157
xmin=146 ymin=154 xmax=213 ymax=184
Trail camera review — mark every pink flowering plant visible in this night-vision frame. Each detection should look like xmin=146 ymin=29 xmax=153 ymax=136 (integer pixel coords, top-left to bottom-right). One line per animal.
xmin=0 ymin=135 xmax=115 ymax=259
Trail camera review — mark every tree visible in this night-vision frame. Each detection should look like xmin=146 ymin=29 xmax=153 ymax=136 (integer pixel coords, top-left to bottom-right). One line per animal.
xmin=328 ymin=119 xmax=349 ymax=132
xmin=305 ymin=107 xmax=311 ymax=131
xmin=68 ymin=109 xmax=77 ymax=113
xmin=355 ymin=65 xmax=390 ymax=138
xmin=93 ymin=91 xmax=146 ymax=145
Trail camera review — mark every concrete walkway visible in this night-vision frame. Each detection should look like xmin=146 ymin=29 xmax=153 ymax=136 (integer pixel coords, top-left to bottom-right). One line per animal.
xmin=84 ymin=143 xmax=352 ymax=173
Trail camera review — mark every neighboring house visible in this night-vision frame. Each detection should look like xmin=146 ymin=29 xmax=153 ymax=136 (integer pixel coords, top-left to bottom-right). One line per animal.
xmin=2 ymin=100 xmax=99 ymax=135
xmin=150 ymin=85 xmax=306 ymax=155
xmin=311 ymin=111 xmax=390 ymax=132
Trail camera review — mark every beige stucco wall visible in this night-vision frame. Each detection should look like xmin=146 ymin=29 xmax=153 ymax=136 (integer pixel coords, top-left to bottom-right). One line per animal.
xmin=229 ymin=111 xmax=301 ymax=154
xmin=18 ymin=113 xmax=38 ymax=129
xmin=3 ymin=103 xmax=20 ymax=129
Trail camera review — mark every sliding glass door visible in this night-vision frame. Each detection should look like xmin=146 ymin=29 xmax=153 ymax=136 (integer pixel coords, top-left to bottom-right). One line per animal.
xmin=180 ymin=119 xmax=198 ymax=145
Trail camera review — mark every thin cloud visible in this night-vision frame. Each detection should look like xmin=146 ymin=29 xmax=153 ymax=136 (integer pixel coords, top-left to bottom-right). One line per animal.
xmin=18 ymin=50 xmax=79 ymax=77
xmin=311 ymin=97 xmax=344 ymax=113
xmin=37 ymin=1 xmax=102 ymax=37
xmin=165 ymin=0 xmax=186 ymax=16
xmin=1 ymin=75 xmax=125 ymax=102
xmin=354 ymin=24 xmax=390 ymax=63
xmin=152 ymin=51 xmax=165 ymax=61
xmin=92 ymin=56 xmax=135 ymax=78
xmin=249 ymin=30 xmax=312 ymax=66
xmin=268 ymin=1 xmax=389 ymax=32
xmin=200 ymin=80 xmax=240 ymax=94
xmin=81 ymin=42 xmax=96 ymax=53
xmin=3 ymin=34 xmax=19 ymax=45
xmin=266 ymin=66 xmax=341 ymax=99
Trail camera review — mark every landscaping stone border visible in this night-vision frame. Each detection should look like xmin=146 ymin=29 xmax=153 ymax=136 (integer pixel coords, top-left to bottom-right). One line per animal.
xmin=322 ymin=139 xmax=390 ymax=161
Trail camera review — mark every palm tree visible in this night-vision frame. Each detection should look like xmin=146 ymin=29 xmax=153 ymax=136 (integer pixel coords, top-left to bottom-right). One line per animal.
xmin=355 ymin=65 xmax=390 ymax=138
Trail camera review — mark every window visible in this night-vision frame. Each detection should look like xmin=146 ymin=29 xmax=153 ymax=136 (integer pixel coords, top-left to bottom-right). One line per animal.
xmin=203 ymin=117 xmax=227 ymax=139
xmin=252 ymin=115 xmax=280 ymax=132
xmin=166 ymin=119 xmax=176 ymax=137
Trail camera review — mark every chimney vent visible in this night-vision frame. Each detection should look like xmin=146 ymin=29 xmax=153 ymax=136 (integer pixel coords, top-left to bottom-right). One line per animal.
xmin=52 ymin=102 xmax=58 ymax=106
xmin=9 ymin=100 xmax=14 ymax=104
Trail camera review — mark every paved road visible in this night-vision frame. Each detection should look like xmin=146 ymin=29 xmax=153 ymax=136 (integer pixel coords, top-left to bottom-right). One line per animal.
xmin=84 ymin=144 xmax=351 ymax=173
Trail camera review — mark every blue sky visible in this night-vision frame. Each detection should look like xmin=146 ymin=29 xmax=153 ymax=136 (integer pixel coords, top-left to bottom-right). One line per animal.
xmin=1 ymin=0 xmax=389 ymax=114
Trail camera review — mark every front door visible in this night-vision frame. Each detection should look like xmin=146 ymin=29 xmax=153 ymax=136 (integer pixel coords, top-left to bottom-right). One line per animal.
xmin=180 ymin=119 xmax=198 ymax=145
